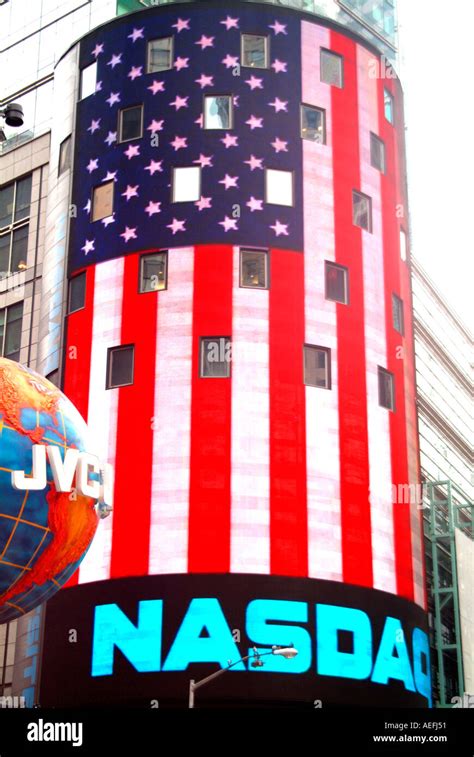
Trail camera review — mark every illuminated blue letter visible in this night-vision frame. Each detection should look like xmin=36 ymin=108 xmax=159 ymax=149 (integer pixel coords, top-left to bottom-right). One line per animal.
xmin=316 ymin=604 xmax=372 ymax=679
xmin=162 ymin=598 xmax=242 ymax=671
xmin=371 ymin=617 xmax=415 ymax=692
xmin=91 ymin=601 xmax=163 ymax=677
xmin=246 ymin=600 xmax=311 ymax=673
xmin=413 ymin=627 xmax=432 ymax=707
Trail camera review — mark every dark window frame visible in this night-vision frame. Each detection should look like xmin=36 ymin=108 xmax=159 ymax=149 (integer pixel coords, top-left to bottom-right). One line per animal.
xmin=325 ymin=261 xmax=349 ymax=304
xmin=301 ymin=103 xmax=326 ymax=144
xmin=378 ymin=366 xmax=395 ymax=411
xmin=241 ymin=33 xmax=270 ymax=69
xmin=58 ymin=135 xmax=72 ymax=176
xmin=320 ymin=48 xmax=344 ymax=88
xmin=392 ymin=293 xmax=404 ymax=335
xmin=370 ymin=132 xmax=386 ymax=173
xmin=106 ymin=344 xmax=135 ymax=390
xmin=203 ymin=93 xmax=234 ymax=130
xmin=0 ymin=301 xmax=23 ymax=361
xmin=0 ymin=174 xmax=31 ymax=275
xmin=91 ymin=180 xmax=115 ymax=223
xmin=139 ymin=251 xmax=168 ymax=293
xmin=118 ymin=104 xmax=144 ymax=143
xmin=199 ymin=336 xmax=232 ymax=379
xmin=303 ymin=344 xmax=332 ymax=390
xmin=384 ymin=87 xmax=394 ymax=124
xmin=352 ymin=189 xmax=373 ymax=233
xmin=147 ymin=36 xmax=174 ymax=74
xmin=239 ymin=247 xmax=269 ymax=290
xmin=68 ymin=272 xmax=87 ymax=314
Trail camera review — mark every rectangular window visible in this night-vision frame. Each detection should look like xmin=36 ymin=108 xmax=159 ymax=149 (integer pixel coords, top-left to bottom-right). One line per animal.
xmin=139 ymin=251 xmax=168 ymax=293
xmin=320 ymin=49 xmax=343 ymax=88
xmin=91 ymin=181 xmax=114 ymax=222
xmin=301 ymin=105 xmax=326 ymax=143
xmin=240 ymin=248 xmax=268 ymax=289
xmin=392 ymin=293 xmax=404 ymax=335
xmin=148 ymin=37 xmax=173 ymax=73
xmin=370 ymin=133 xmax=386 ymax=173
xmin=68 ymin=272 xmax=86 ymax=314
xmin=172 ymin=166 xmax=201 ymax=203
xmin=200 ymin=337 xmax=231 ymax=378
xmin=400 ymin=228 xmax=407 ymax=261
xmin=384 ymin=88 xmax=394 ymax=124
xmin=107 ymin=345 xmax=135 ymax=389
xmin=265 ymin=169 xmax=293 ymax=207
xmin=0 ymin=176 xmax=31 ymax=275
xmin=241 ymin=34 xmax=268 ymax=68
xmin=304 ymin=345 xmax=331 ymax=389
xmin=118 ymin=105 xmax=143 ymax=142
xmin=80 ymin=61 xmax=97 ymax=100
xmin=0 ymin=184 xmax=14 ymax=229
xmin=378 ymin=367 xmax=395 ymax=410
xmin=10 ymin=226 xmax=28 ymax=272
xmin=325 ymin=261 xmax=349 ymax=304
xmin=58 ymin=136 xmax=72 ymax=176
xmin=204 ymin=95 xmax=233 ymax=129
xmin=14 ymin=176 xmax=32 ymax=223
xmin=352 ymin=190 xmax=372 ymax=232
xmin=0 ymin=302 xmax=23 ymax=361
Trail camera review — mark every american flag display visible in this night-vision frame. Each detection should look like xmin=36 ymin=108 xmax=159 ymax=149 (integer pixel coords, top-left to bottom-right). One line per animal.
xmin=65 ymin=3 xmax=426 ymax=611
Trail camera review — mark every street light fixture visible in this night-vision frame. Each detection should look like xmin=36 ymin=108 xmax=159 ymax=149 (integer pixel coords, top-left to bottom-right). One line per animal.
xmin=188 ymin=644 xmax=299 ymax=708
xmin=0 ymin=102 xmax=24 ymax=142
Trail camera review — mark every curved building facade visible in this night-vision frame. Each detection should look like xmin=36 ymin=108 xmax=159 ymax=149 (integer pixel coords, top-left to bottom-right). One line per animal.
xmin=38 ymin=1 xmax=430 ymax=708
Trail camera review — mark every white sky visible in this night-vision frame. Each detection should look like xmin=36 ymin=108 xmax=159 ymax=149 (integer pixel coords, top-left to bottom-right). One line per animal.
xmin=397 ymin=0 xmax=473 ymax=330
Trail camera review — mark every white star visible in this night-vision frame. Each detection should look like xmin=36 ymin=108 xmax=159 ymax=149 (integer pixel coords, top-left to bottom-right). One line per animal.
xmin=219 ymin=174 xmax=239 ymax=190
xmin=128 ymin=65 xmax=143 ymax=80
xmin=195 ymin=73 xmax=214 ymax=89
xmin=86 ymin=158 xmax=99 ymax=173
xmin=122 ymin=184 xmax=139 ymax=201
xmin=245 ymin=75 xmax=263 ymax=90
xmin=219 ymin=216 xmax=238 ymax=232
xmin=269 ymin=20 xmax=287 ymax=35
xmin=270 ymin=220 xmax=289 ymax=236
xmin=195 ymin=196 xmax=212 ymax=211
xmin=172 ymin=18 xmax=190 ymax=33
xmin=87 ymin=118 xmax=101 ymax=134
xmin=246 ymin=115 xmax=263 ymax=130
xmin=148 ymin=80 xmax=165 ymax=95
xmin=194 ymin=153 xmax=213 ymax=168
xmin=272 ymin=59 xmax=287 ymax=73
xmin=221 ymin=133 xmax=238 ymax=149
xmin=124 ymin=144 xmax=140 ymax=159
xmin=103 ymin=171 xmax=118 ymax=182
xmin=144 ymin=160 xmax=163 ymax=175
xmin=271 ymin=137 xmax=288 ymax=153
xmin=144 ymin=201 xmax=161 ymax=217
xmin=147 ymin=119 xmax=164 ymax=134
xmin=83 ymin=199 xmax=91 ymax=213
xmin=167 ymin=218 xmax=186 ymax=235
xmin=104 ymin=131 xmax=117 ymax=146
xmin=106 ymin=91 xmax=121 ymax=107
xmin=81 ymin=239 xmax=95 ymax=255
xmin=92 ymin=43 xmax=104 ymax=58
xmin=220 ymin=16 xmax=239 ymax=30
xmin=195 ymin=35 xmax=214 ymax=49
xmin=107 ymin=53 xmax=122 ymax=68
xmin=170 ymin=135 xmax=188 ymax=151
xmin=120 ymin=226 xmax=137 ymax=243
xmin=269 ymin=97 xmax=288 ymax=113
xmin=246 ymin=196 xmax=263 ymax=212
xmin=195 ymin=114 xmax=204 ymax=128
xmin=233 ymin=95 xmax=240 ymax=107
xmin=128 ymin=27 xmax=144 ymax=43
xmin=174 ymin=56 xmax=189 ymax=71
xmin=95 ymin=81 xmax=103 ymax=93
xmin=222 ymin=54 xmax=239 ymax=69
xmin=244 ymin=155 xmax=264 ymax=171
xmin=170 ymin=95 xmax=188 ymax=110
xmin=102 ymin=214 xmax=115 ymax=228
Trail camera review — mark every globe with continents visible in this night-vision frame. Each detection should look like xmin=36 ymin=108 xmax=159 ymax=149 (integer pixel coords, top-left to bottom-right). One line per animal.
xmin=0 ymin=357 xmax=99 ymax=623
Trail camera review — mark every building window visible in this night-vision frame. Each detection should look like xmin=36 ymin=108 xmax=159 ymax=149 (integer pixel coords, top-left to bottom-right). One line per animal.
xmin=301 ymin=105 xmax=326 ymax=143
xmin=400 ymin=228 xmax=407 ymax=261
xmin=80 ymin=61 xmax=97 ymax=100
xmin=265 ymin=169 xmax=293 ymax=207
xmin=352 ymin=190 xmax=372 ymax=232
xmin=0 ymin=302 xmax=23 ymax=361
xmin=148 ymin=37 xmax=173 ymax=73
xmin=304 ymin=345 xmax=331 ymax=389
xmin=240 ymin=248 xmax=268 ymax=289
xmin=320 ymin=49 xmax=343 ymax=88
xmin=58 ymin=136 xmax=72 ymax=176
xmin=107 ymin=345 xmax=134 ymax=389
xmin=91 ymin=181 xmax=114 ymax=222
xmin=118 ymin=105 xmax=143 ymax=142
xmin=0 ymin=175 xmax=31 ymax=275
xmin=172 ymin=166 xmax=201 ymax=203
xmin=200 ymin=337 xmax=231 ymax=378
xmin=204 ymin=95 xmax=233 ymax=130
xmin=392 ymin=293 xmax=404 ymax=335
xmin=68 ymin=272 xmax=86 ymax=314
xmin=0 ymin=621 xmax=17 ymax=698
xmin=325 ymin=262 xmax=349 ymax=304
xmin=378 ymin=367 xmax=395 ymax=410
xmin=139 ymin=251 xmax=167 ymax=293
xmin=370 ymin=133 xmax=386 ymax=173
xmin=241 ymin=34 xmax=268 ymax=68
xmin=384 ymin=88 xmax=394 ymax=124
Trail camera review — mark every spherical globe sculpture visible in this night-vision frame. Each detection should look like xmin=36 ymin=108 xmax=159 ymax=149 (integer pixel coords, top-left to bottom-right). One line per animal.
xmin=0 ymin=358 xmax=99 ymax=623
